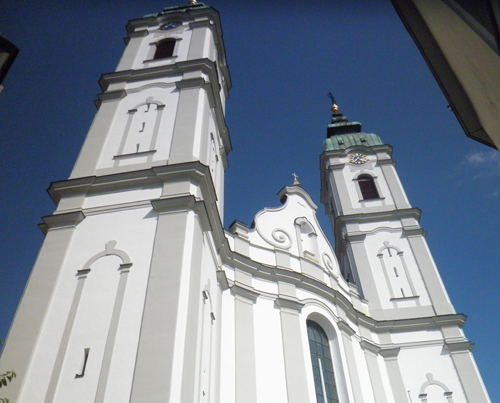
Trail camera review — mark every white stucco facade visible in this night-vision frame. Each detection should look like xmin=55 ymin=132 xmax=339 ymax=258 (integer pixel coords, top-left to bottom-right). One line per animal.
xmin=0 ymin=3 xmax=491 ymax=403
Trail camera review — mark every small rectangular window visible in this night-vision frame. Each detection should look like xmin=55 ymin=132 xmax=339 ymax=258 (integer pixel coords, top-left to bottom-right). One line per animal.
xmin=154 ymin=39 xmax=176 ymax=60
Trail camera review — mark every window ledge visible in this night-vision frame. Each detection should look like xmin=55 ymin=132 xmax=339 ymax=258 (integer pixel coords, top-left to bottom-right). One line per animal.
xmin=390 ymin=295 xmax=419 ymax=301
xmin=359 ymin=197 xmax=385 ymax=202
xmin=143 ymin=56 xmax=178 ymax=63
xmin=114 ymin=150 xmax=156 ymax=160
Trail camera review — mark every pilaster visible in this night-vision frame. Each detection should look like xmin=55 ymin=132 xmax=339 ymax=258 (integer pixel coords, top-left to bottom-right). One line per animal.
xmin=274 ymin=297 xmax=310 ymax=403
xmin=379 ymin=348 xmax=409 ymax=403
xmin=232 ymin=284 xmax=259 ymax=403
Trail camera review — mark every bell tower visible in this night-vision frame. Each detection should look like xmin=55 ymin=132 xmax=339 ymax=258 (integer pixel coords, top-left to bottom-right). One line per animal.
xmin=321 ymin=101 xmax=455 ymax=321
xmin=0 ymin=3 xmax=231 ymax=402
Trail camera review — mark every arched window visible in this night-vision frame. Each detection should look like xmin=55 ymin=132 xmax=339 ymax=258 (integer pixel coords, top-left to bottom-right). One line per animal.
xmin=357 ymin=174 xmax=379 ymax=200
xmin=307 ymin=320 xmax=340 ymax=403
xmin=153 ymin=39 xmax=176 ymax=60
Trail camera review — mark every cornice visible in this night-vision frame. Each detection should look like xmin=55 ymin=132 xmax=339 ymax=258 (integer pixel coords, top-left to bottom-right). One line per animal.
xmin=39 ymin=211 xmax=86 ymax=234
xmin=223 ymin=248 xmax=469 ymax=335
xmin=337 ymin=320 xmax=356 ymax=337
xmin=360 ymin=339 xmax=381 ymax=354
xmin=151 ymin=196 xmax=211 ymax=232
xmin=335 ymin=208 xmax=422 ymax=227
xmin=274 ymin=296 xmax=304 ymax=313
xmin=231 ymin=283 xmax=260 ymax=303
xmin=378 ymin=347 xmax=400 ymax=359
xmin=443 ymin=340 xmax=474 ymax=352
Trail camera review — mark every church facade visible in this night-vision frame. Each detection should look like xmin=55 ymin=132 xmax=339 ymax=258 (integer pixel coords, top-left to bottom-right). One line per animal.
xmin=0 ymin=3 xmax=491 ymax=403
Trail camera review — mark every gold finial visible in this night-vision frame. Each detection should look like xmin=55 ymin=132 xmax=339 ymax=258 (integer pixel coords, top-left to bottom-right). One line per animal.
xmin=327 ymin=92 xmax=339 ymax=113
xmin=292 ymin=173 xmax=300 ymax=186
xmin=189 ymin=0 xmax=197 ymax=4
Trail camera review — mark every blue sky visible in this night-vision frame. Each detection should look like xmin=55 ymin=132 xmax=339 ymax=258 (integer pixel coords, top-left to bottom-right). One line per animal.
xmin=1 ymin=0 xmax=499 ymax=399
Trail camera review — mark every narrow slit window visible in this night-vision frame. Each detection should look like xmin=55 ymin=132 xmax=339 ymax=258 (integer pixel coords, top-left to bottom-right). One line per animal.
xmin=307 ymin=320 xmax=339 ymax=403
xmin=153 ymin=39 xmax=176 ymax=60
xmin=75 ymin=348 xmax=90 ymax=378
xmin=358 ymin=174 xmax=379 ymax=200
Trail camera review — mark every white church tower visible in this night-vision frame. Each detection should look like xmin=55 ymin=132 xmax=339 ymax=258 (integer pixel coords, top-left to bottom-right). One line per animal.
xmin=0 ymin=3 xmax=231 ymax=402
xmin=0 ymin=2 xmax=491 ymax=403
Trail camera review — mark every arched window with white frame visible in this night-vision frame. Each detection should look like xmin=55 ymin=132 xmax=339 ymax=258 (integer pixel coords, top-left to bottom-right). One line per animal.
xmin=307 ymin=320 xmax=340 ymax=403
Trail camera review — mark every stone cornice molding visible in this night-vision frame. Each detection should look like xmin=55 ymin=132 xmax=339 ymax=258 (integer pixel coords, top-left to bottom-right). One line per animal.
xmin=175 ymin=77 xmax=206 ymax=89
xmin=335 ymin=208 xmax=422 ymax=227
xmin=189 ymin=19 xmax=211 ymax=29
xmin=379 ymin=347 xmax=400 ymax=359
xmin=274 ymin=296 xmax=304 ymax=313
xmin=225 ymin=251 xmax=469 ymax=335
xmin=39 ymin=211 xmax=86 ymax=234
xmin=216 ymin=270 xmax=230 ymax=291
xmin=402 ymin=226 xmax=426 ymax=237
xmin=95 ymin=90 xmax=127 ymax=107
xmin=337 ymin=320 xmax=356 ymax=337
xmin=83 ymin=200 xmax=153 ymax=216
xmin=50 ymin=169 xmax=161 ymax=205
xmin=227 ymin=220 xmax=250 ymax=238
xmin=151 ymin=195 xmax=211 ymax=232
xmin=360 ymin=339 xmax=381 ymax=354
xmin=344 ymin=233 xmax=366 ymax=243
xmin=443 ymin=340 xmax=474 ymax=352
xmin=231 ymin=283 xmax=260 ymax=303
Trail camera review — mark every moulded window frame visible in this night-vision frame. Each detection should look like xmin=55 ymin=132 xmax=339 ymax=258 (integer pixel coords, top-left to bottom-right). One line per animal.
xmin=145 ymin=37 xmax=181 ymax=62
xmin=352 ymin=172 xmax=383 ymax=202
xmin=304 ymin=312 xmax=350 ymax=403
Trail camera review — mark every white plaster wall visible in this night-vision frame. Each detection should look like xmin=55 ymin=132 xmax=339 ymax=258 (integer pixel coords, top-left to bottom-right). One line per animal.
xmin=363 ymin=231 xmax=433 ymax=308
xmin=18 ymin=206 xmax=157 ymax=402
xmin=253 ymin=298 xmax=288 ymax=403
xmin=54 ymin=254 xmax=122 ymax=402
xmin=97 ymin=86 xmax=180 ymax=170
xmin=252 ymin=277 xmax=279 ymax=296
xmin=398 ymin=346 xmax=469 ymax=403
xmin=219 ymin=289 xmax=236 ymax=403
xmin=389 ymin=328 xmax=444 ymax=345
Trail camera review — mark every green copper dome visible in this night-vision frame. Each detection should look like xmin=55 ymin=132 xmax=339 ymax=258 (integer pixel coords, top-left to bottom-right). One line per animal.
xmin=322 ymin=106 xmax=383 ymax=151
xmin=323 ymin=132 xmax=384 ymax=151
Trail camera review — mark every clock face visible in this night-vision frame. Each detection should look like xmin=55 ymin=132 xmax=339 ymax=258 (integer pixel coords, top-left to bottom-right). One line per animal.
xmin=160 ymin=21 xmax=182 ymax=30
xmin=349 ymin=153 xmax=368 ymax=165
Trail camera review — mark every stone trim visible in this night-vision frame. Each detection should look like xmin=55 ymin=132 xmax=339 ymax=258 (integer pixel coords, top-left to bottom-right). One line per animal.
xmin=39 ymin=211 xmax=85 ymax=234
xmin=379 ymin=347 xmax=400 ymax=359
xmin=360 ymin=339 xmax=381 ymax=354
xmin=443 ymin=341 xmax=474 ymax=352
xmin=274 ymin=297 xmax=304 ymax=313
xmin=337 ymin=320 xmax=356 ymax=337
xmin=231 ymin=283 xmax=260 ymax=304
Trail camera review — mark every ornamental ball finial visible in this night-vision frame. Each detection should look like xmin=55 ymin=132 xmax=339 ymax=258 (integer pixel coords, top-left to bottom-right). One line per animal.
xmin=189 ymin=0 xmax=197 ymax=4
xmin=327 ymin=92 xmax=339 ymax=113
